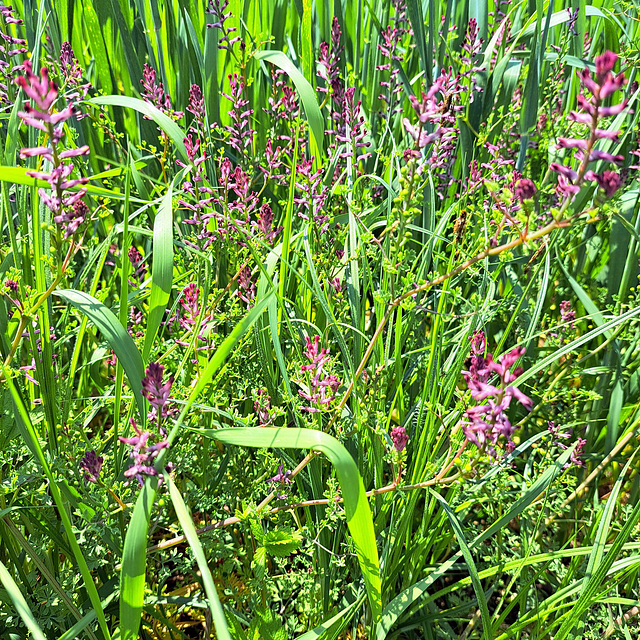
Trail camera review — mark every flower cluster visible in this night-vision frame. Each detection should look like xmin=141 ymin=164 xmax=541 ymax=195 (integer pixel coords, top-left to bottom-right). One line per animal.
xmin=119 ymin=362 xmax=173 ymax=486
xmin=390 ymin=426 xmax=409 ymax=453
xmin=141 ymin=361 xmax=174 ymax=420
xmin=317 ymin=18 xmax=344 ymax=105
xmin=140 ymin=62 xmax=183 ymax=124
xmin=254 ymin=389 xmax=273 ymax=426
xmin=1 ymin=4 xmax=27 ymax=104
xmin=550 ymin=51 xmax=627 ymax=199
xmin=16 ymin=61 xmax=90 ymax=237
xmin=119 ymin=418 xmax=170 ymax=486
xmin=80 ymin=450 xmax=104 ymax=484
xmin=298 ymin=335 xmax=341 ymax=413
xmin=206 ymin=0 xmax=241 ymax=52
xmin=402 ymin=69 xmax=464 ymax=194
xmin=376 ymin=0 xmax=411 ymax=116
xmin=221 ymin=73 xmax=255 ymax=155
xmin=548 ymin=421 xmax=586 ymax=468
xmin=461 ymin=331 xmax=533 ymax=456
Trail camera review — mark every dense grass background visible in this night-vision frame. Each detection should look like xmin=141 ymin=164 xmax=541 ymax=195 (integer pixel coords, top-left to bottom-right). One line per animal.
xmin=1 ymin=0 xmax=640 ymax=638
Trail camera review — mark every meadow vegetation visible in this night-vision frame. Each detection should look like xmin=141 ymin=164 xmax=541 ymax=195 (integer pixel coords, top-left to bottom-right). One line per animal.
xmin=1 ymin=0 xmax=640 ymax=638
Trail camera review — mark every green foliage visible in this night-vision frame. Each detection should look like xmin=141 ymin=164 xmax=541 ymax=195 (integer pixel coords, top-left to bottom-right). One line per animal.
xmin=1 ymin=0 xmax=640 ymax=638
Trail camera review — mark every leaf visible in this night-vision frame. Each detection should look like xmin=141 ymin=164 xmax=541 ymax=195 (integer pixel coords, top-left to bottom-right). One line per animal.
xmin=431 ymin=491 xmax=492 ymax=640
xmin=54 ymin=289 xmax=147 ymax=418
xmin=254 ymin=50 xmax=323 ymax=157
xmin=252 ymin=546 xmax=267 ymax=581
xmin=87 ymin=95 xmax=189 ymax=163
xmin=143 ymin=185 xmax=174 ymax=361
xmin=204 ymin=427 xmax=382 ymax=622
xmin=263 ymin=528 xmax=303 ymax=557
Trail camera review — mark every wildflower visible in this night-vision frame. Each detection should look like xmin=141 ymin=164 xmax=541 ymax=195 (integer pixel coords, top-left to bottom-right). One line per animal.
xmin=206 ymin=0 xmax=241 ymax=51
xmin=80 ymin=450 xmax=104 ymax=483
xmin=187 ymin=83 xmax=205 ymax=127
xmin=141 ymin=362 xmax=174 ymax=412
xmin=390 ymin=426 xmax=409 ymax=452
xmin=140 ymin=62 xmax=182 ymax=119
xmin=16 ymin=61 xmax=90 ymax=231
xmin=221 ymin=73 xmax=255 ymax=154
xmin=514 ymin=178 xmax=536 ymax=202
xmin=298 ymin=336 xmax=341 ymax=412
xmin=461 ymin=335 xmax=533 ymax=456
xmin=5 ymin=279 xmax=18 ymax=292
xmin=560 ymin=300 xmax=576 ymax=328
xmin=550 ymin=51 xmax=627 ymax=198
xmin=119 ymin=418 xmax=169 ymax=486
xmin=267 ymin=464 xmax=292 ymax=500
xmin=254 ymin=389 xmax=272 ymax=426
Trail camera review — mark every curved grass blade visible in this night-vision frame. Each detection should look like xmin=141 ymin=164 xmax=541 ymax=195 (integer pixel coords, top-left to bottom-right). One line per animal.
xmin=165 ymin=474 xmax=232 ymax=640
xmin=0 ymin=559 xmax=47 ymax=640
xmin=55 ymin=289 xmax=147 ymax=418
xmin=87 ymin=95 xmax=189 ymax=163
xmin=204 ymin=427 xmax=382 ymax=622
xmin=254 ymin=50 xmax=324 ymax=157
xmin=431 ymin=491 xmax=492 ymax=640
xmin=143 ymin=185 xmax=174 ymax=362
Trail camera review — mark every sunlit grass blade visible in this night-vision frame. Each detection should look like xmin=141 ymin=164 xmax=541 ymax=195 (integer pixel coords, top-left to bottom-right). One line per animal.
xmin=143 ymin=184 xmax=174 ymax=362
xmin=87 ymin=95 xmax=189 ymax=163
xmin=295 ymin=595 xmax=366 ymax=640
xmin=119 ymin=480 xmax=156 ymax=640
xmin=554 ymin=452 xmax=639 ymax=640
xmin=203 ymin=427 xmax=382 ymax=623
xmin=431 ymin=491 xmax=492 ymax=640
xmin=254 ymin=50 xmax=324 ymax=158
xmin=55 ymin=289 xmax=147 ymax=418
xmin=0 ymin=559 xmax=47 ymax=640
xmin=165 ymin=474 xmax=232 ymax=640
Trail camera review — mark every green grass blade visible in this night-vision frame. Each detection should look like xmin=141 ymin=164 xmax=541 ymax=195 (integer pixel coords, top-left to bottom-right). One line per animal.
xmin=143 ymin=184 xmax=174 ymax=362
xmin=0 ymin=559 xmax=47 ymax=640
xmin=165 ymin=474 xmax=232 ymax=640
xmin=559 ymin=452 xmax=638 ymax=640
xmin=87 ymin=95 xmax=189 ymax=163
xmin=119 ymin=481 xmax=157 ymax=640
xmin=4 ymin=376 xmax=112 ymax=639
xmin=254 ymin=50 xmax=324 ymax=157
xmin=206 ymin=427 xmax=382 ymax=623
xmin=295 ymin=595 xmax=366 ymax=640
xmin=431 ymin=491 xmax=492 ymax=640
xmin=54 ymin=289 xmax=147 ymax=418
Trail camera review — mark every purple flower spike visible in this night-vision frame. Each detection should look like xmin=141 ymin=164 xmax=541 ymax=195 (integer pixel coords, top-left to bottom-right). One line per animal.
xmin=593 ymin=169 xmax=622 ymax=197
xmin=461 ymin=343 xmax=533 ymax=456
xmin=80 ymin=450 xmax=104 ymax=483
xmin=141 ymin=362 xmax=174 ymax=411
xmin=390 ymin=426 xmax=409 ymax=452
xmin=119 ymin=418 xmax=170 ymax=487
